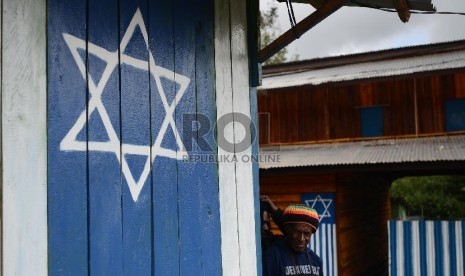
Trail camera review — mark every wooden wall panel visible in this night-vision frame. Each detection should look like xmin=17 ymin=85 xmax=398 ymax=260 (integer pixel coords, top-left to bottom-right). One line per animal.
xmin=358 ymin=83 xmax=373 ymax=106
xmin=258 ymin=93 xmax=271 ymax=144
xmin=149 ymin=1 xmax=180 ymax=273
xmin=335 ymin=174 xmax=390 ymax=276
xmin=88 ymin=0 xmax=123 ymax=274
xmin=328 ymin=86 xmax=359 ymax=139
xmin=192 ymin=1 xmax=222 ymax=272
xmin=371 ymin=79 xmax=415 ymax=136
xmin=48 ymin=0 xmax=239 ymax=274
xmin=47 ymin=0 xmax=89 ymax=274
xmin=279 ymin=89 xmax=300 ymax=143
xmin=416 ymin=75 xmax=445 ymax=133
xmin=269 ymin=91 xmax=282 ymax=144
xmin=297 ymin=89 xmax=311 ymax=141
xmin=295 ymin=87 xmax=334 ymax=142
xmin=258 ymin=71 xmax=465 ymax=146
xmin=300 ymin=88 xmax=329 ymax=141
xmin=119 ymin=3 xmax=152 ymax=274
xmin=174 ymin=0 xmax=204 ymax=273
xmin=454 ymin=72 xmax=465 ymax=98
xmin=441 ymin=74 xmax=458 ymax=99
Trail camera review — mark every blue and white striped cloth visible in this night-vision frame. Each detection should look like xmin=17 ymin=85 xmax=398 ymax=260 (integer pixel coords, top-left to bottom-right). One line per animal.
xmin=389 ymin=220 xmax=464 ymax=276
xmin=309 ymin=223 xmax=338 ymax=276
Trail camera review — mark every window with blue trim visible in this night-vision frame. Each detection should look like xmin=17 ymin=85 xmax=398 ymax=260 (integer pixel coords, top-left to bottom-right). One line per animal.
xmin=360 ymin=106 xmax=384 ymax=137
xmin=445 ymin=99 xmax=465 ymax=132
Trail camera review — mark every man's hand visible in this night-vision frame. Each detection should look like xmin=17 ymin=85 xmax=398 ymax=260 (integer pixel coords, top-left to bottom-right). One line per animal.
xmin=260 ymin=195 xmax=278 ymax=213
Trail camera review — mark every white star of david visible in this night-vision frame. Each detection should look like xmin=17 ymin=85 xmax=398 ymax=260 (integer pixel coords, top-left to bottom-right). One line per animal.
xmin=60 ymin=8 xmax=190 ymax=202
xmin=305 ymin=195 xmax=333 ymax=221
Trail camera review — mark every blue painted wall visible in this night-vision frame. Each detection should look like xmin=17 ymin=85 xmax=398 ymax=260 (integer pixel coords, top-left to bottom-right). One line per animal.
xmin=48 ymin=0 xmax=222 ymax=274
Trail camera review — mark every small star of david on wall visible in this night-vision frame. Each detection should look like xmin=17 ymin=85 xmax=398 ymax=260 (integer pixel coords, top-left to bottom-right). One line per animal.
xmin=305 ymin=194 xmax=333 ymax=221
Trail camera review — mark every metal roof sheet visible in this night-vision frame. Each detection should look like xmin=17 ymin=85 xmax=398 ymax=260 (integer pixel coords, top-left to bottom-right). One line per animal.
xmin=259 ymin=49 xmax=465 ymax=90
xmin=259 ymin=135 xmax=465 ymax=169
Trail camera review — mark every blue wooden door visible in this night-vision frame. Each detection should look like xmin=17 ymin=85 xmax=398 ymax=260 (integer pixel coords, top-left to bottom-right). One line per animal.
xmin=47 ymin=0 xmax=221 ymax=274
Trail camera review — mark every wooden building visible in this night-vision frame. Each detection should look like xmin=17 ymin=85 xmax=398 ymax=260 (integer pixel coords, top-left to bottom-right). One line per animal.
xmin=258 ymin=40 xmax=465 ymax=275
xmin=1 ymin=0 xmax=262 ymax=275
xmin=0 ymin=0 xmax=454 ymax=274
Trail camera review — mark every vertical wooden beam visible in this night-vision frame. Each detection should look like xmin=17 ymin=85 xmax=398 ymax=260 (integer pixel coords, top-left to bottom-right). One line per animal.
xmin=215 ymin=0 xmax=241 ymax=274
xmin=0 ymin=1 xmax=3 ymax=272
xmin=2 ymin=0 xmax=47 ymax=274
xmin=249 ymin=85 xmax=263 ymax=275
xmin=230 ymin=0 xmax=258 ymax=273
xmin=215 ymin=0 xmax=259 ymax=274
xmin=247 ymin=0 xmax=261 ymax=87
xmin=248 ymin=3 xmax=262 ymax=269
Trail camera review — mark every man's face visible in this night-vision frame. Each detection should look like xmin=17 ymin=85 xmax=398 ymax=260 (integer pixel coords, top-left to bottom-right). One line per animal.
xmin=285 ymin=223 xmax=313 ymax=252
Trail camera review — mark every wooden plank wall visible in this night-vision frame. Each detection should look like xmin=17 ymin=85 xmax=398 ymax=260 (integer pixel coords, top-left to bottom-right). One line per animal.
xmin=2 ymin=0 xmax=48 ymax=275
xmin=3 ymin=0 xmax=259 ymax=274
xmin=47 ymin=0 xmax=259 ymax=274
xmin=0 ymin=4 xmax=2 ymax=271
xmin=260 ymin=171 xmax=391 ymax=276
xmin=258 ymin=71 xmax=465 ymax=145
xmin=335 ymin=174 xmax=391 ymax=276
xmin=416 ymin=74 xmax=458 ymax=134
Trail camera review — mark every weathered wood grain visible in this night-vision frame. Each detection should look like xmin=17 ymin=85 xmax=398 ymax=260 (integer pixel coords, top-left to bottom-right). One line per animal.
xmin=259 ymin=72 xmax=465 ymax=145
xmin=215 ymin=0 xmax=241 ymax=274
xmin=47 ymin=0 xmax=88 ymax=274
xmin=2 ymin=0 xmax=47 ymax=274
xmin=119 ymin=2 xmax=152 ymax=274
xmin=87 ymin=0 xmax=123 ymax=274
xmin=230 ymin=0 xmax=259 ymax=274
xmin=193 ymin=0 xmax=222 ymax=274
xmin=149 ymin=0 xmax=180 ymax=274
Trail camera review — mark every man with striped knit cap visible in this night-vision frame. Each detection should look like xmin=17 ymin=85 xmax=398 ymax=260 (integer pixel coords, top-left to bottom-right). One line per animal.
xmin=263 ymin=204 xmax=323 ymax=276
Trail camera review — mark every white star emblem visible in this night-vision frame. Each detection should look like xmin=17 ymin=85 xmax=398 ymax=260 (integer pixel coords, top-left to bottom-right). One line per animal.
xmin=305 ymin=195 xmax=333 ymax=221
xmin=60 ymin=8 xmax=190 ymax=202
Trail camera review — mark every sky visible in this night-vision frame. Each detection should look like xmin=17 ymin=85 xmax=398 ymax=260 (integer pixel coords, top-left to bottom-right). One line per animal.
xmin=259 ymin=0 xmax=465 ymax=61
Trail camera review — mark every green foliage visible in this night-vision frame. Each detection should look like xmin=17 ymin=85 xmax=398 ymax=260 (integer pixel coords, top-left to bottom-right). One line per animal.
xmin=259 ymin=6 xmax=297 ymax=65
xmin=391 ymin=175 xmax=465 ymax=220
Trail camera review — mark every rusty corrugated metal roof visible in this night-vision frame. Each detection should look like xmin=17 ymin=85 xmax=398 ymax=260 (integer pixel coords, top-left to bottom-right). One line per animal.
xmin=260 ymin=49 xmax=465 ymax=89
xmin=259 ymin=40 xmax=465 ymax=90
xmin=259 ymin=135 xmax=465 ymax=169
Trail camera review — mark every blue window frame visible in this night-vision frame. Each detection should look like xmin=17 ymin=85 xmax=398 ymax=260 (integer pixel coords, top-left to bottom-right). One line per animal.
xmin=445 ymin=98 xmax=465 ymax=132
xmin=360 ymin=106 xmax=384 ymax=137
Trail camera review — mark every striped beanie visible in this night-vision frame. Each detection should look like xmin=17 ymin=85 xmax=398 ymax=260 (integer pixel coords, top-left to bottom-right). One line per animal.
xmin=282 ymin=204 xmax=320 ymax=233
